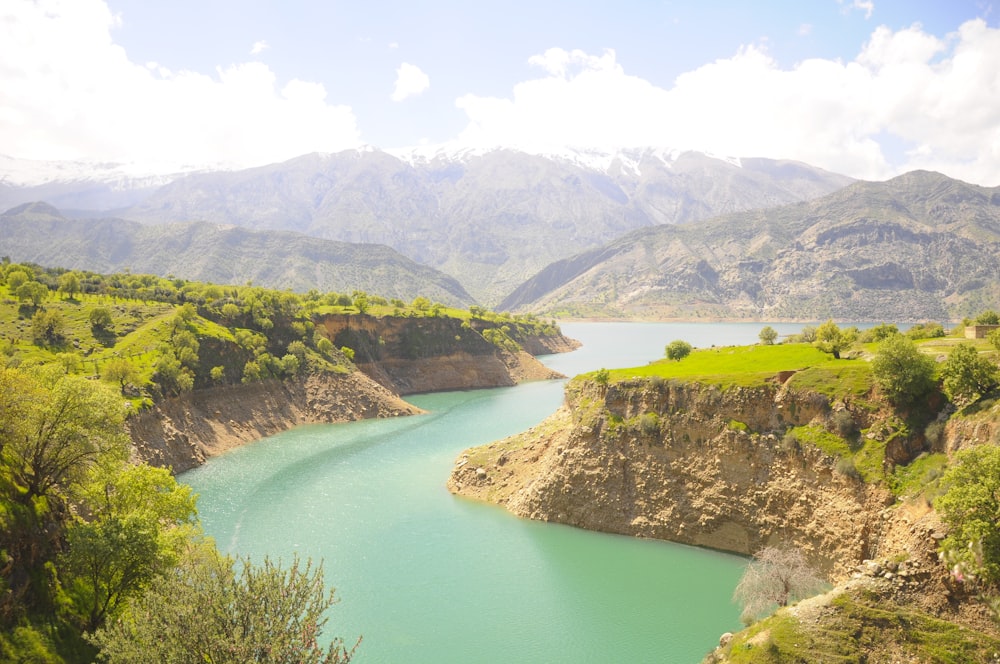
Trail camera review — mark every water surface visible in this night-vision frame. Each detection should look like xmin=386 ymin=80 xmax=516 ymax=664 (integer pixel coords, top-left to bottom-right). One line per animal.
xmin=183 ymin=322 xmax=802 ymax=662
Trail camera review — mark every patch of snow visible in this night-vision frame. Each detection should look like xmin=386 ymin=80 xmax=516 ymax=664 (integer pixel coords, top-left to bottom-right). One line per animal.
xmin=0 ymin=154 xmax=224 ymax=188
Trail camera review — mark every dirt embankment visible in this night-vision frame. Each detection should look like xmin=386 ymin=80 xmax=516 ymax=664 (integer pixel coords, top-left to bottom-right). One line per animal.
xmin=315 ymin=313 xmax=575 ymax=394
xmin=129 ymin=371 xmax=420 ymax=473
xmin=450 ymin=377 xmax=906 ymax=581
xmin=130 ymin=317 xmax=580 ymax=473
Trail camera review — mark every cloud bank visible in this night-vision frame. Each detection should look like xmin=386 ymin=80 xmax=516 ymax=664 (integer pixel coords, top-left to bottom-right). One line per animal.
xmin=457 ymin=21 xmax=1000 ymax=185
xmin=0 ymin=0 xmax=361 ymax=171
xmin=1 ymin=0 xmax=998 ymax=185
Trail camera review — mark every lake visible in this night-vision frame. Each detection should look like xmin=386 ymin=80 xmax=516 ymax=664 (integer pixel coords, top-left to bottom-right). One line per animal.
xmin=181 ymin=321 xmax=807 ymax=662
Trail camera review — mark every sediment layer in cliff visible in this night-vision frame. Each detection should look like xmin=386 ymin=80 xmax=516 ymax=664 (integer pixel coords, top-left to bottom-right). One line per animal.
xmin=449 ymin=377 xmax=901 ymax=580
xmin=315 ymin=313 xmax=575 ymax=394
xmin=129 ymin=370 xmax=421 ymax=473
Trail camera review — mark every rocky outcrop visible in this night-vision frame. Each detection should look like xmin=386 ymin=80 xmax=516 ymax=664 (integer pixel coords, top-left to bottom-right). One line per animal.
xmin=315 ymin=313 xmax=576 ymax=394
xmin=449 ymin=377 xmax=899 ymax=580
xmin=128 ymin=371 xmax=421 ymax=473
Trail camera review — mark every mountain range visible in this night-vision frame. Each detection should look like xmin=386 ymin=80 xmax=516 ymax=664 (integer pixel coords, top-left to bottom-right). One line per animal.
xmin=1 ymin=147 xmax=854 ymax=306
xmin=501 ymin=170 xmax=1000 ymax=321
xmin=4 ymin=150 xmax=1000 ymax=321
xmin=0 ymin=202 xmax=474 ymax=306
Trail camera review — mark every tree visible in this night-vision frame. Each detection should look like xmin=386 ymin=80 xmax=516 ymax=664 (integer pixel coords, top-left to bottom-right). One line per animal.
xmin=975 ymin=310 xmax=1000 ymax=325
xmin=732 ymin=546 xmax=826 ymax=625
xmin=58 ymin=271 xmax=81 ymax=299
xmin=758 ymin=326 xmax=778 ymax=345
xmin=0 ymin=367 xmax=129 ymax=618
xmin=860 ymin=323 xmax=899 ymax=343
xmin=1 ymin=367 xmax=128 ymax=500
xmin=941 ymin=343 xmax=999 ymax=407
xmin=936 ymin=445 xmax=1000 ymax=585
xmin=813 ymin=320 xmax=856 ymax=359
xmin=89 ymin=306 xmax=114 ymax=332
xmin=16 ymin=280 xmax=48 ymax=306
xmin=870 ymin=334 xmax=937 ymax=406
xmin=91 ymin=553 xmax=359 ymax=663
xmin=30 ymin=309 xmax=67 ymax=346
xmin=665 ymin=339 xmax=693 ymax=361
xmin=63 ymin=462 xmax=198 ymax=630
xmin=5 ymin=268 xmax=29 ymax=291
xmin=989 ymin=328 xmax=1000 ymax=353
xmin=103 ymin=357 xmax=140 ymax=394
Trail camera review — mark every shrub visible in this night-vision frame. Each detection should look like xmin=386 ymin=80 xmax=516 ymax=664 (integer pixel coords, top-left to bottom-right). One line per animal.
xmin=871 ymin=335 xmax=936 ymax=406
xmin=831 ymin=410 xmax=858 ymax=439
xmin=665 ymin=340 xmax=693 ymax=361
xmin=758 ymin=326 xmax=778 ymax=345
xmin=940 ymin=342 xmax=999 ymax=407
xmin=639 ymin=412 xmax=660 ymax=435
xmin=835 ymin=457 xmax=861 ymax=479
xmin=936 ymin=445 xmax=1000 ymax=584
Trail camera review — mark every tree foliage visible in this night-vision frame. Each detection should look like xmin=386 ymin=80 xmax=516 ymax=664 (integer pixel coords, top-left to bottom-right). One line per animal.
xmin=975 ymin=310 xmax=1000 ymax=325
xmin=732 ymin=546 xmax=826 ymax=625
xmin=665 ymin=339 xmax=693 ymax=361
xmin=91 ymin=552 xmax=358 ymax=664
xmin=870 ymin=334 xmax=937 ymax=406
xmin=813 ymin=320 xmax=856 ymax=359
xmin=936 ymin=444 xmax=1000 ymax=585
xmin=940 ymin=343 xmax=999 ymax=407
xmin=758 ymin=326 xmax=778 ymax=345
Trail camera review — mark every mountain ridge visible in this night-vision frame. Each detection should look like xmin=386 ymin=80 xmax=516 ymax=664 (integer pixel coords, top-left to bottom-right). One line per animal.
xmin=0 ymin=203 xmax=475 ymax=306
xmin=500 ymin=170 xmax=1000 ymax=320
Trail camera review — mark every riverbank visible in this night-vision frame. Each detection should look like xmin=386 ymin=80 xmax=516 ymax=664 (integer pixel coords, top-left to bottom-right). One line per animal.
xmin=129 ymin=325 xmax=580 ymax=472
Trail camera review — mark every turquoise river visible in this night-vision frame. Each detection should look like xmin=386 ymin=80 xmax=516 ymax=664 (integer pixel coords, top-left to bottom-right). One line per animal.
xmin=181 ymin=322 xmax=807 ymax=663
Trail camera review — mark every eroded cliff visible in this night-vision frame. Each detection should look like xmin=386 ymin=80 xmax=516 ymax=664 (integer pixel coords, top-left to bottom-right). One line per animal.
xmin=449 ymin=376 xmax=900 ymax=580
xmin=315 ymin=313 xmax=576 ymax=393
xmin=129 ymin=370 xmax=421 ymax=473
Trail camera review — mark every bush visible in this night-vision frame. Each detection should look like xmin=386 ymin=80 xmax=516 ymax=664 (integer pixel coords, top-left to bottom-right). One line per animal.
xmin=831 ymin=410 xmax=858 ymax=439
xmin=940 ymin=342 xmax=998 ymax=407
xmin=665 ymin=340 xmax=693 ymax=361
xmin=835 ymin=457 xmax=860 ymax=479
xmin=780 ymin=431 xmax=801 ymax=453
xmin=732 ymin=547 xmax=826 ymax=625
xmin=936 ymin=445 xmax=1000 ymax=584
xmin=871 ymin=335 xmax=936 ymax=406
xmin=758 ymin=326 xmax=778 ymax=345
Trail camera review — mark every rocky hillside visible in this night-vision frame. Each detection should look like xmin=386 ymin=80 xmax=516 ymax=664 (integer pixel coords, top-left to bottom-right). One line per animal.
xmin=449 ymin=341 xmax=1000 ymax=659
xmin=502 ymin=170 xmax=1000 ymax=321
xmin=0 ymin=148 xmax=852 ymax=305
xmin=450 ymin=374 xmax=893 ymax=580
xmin=0 ymin=202 xmax=474 ymax=306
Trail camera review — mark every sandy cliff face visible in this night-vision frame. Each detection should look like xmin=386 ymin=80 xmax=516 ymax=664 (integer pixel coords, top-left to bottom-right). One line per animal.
xmin=450 ymin=378 xmax=899 ymax=580
xmin=315 ymin=313 xmax=574 ymax=393
xmin=130 ymin=316 xmax=578 ymax=472
xmin=128 ymin=371 xmax=420 ymax=473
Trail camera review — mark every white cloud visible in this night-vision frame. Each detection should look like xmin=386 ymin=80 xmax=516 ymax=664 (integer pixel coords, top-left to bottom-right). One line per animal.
xmin=454 ymin=22 xmax=1000 ymax=185
xmin=390 ymin=62 xmax=430 ymax=102
xmin=0 ymin=0 xmax=361 ymax=171
xmin=250 ymin=40 xmax=269 ymax=55
xmin=840 ymin=0 xmax=875 ymax=19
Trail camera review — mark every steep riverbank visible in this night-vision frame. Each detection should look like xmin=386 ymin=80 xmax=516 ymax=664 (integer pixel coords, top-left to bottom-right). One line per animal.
xmin=315 ymin=313 xmax=576 ymax=394
xmin=130 ymin=318 xmax=579 ymax=472
xmin=128 ymin=370 xmax=420 ymax=473
xmin=449 ymin=377 xmax=894 ymax=580
xmin=449 ymin=367 xmax=1000 ymax=658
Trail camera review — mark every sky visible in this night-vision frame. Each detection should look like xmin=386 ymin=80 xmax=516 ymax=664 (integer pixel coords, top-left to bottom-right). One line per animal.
xmin=1 ymin=0 xmax=999 ymax=185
